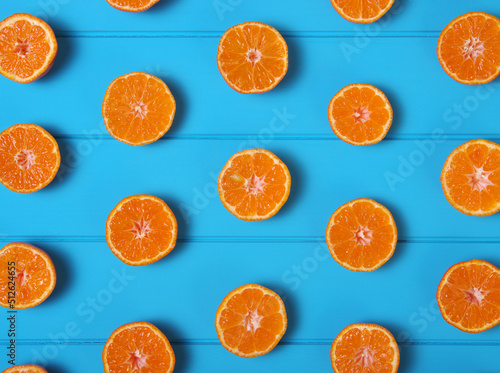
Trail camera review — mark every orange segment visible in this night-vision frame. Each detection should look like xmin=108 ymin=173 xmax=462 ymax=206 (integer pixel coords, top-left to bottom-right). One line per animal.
xmin=215 ymin=284 xmax=287 ymax=358
xmin=331 ymin=323 xmax=400 ymax=373
xmin=2 ymin=365 xmax=48 ymax=373
xmin=437 ymin=259 xmax=500 ymax=333
xmin=326 ymin=198 xmax=397 ymax=272
xmin=217 ymin=22 xmax=288 ymax=94
xmin=106 ymin=0 xmax=160 ymax=12
xmin=441 ymin=139 xmax=500 ymax=216
xmin=331 ymin=0 xmax=395 ymax=24
xmin=106 ymin=195 xmax=177 ymax=266
xmin=218 ymin=149 xmax=291 ymax=221
xmin=102 ymin=72 xmax=176 ymax=146
xmin=0 ymin=124 xmax=60 ymax=193
xmin=328 ymin=84 xmax=393 ymax=145
xmin=437 ymin=12 xmax=500 ymax=84
xmin=0 ymin=242 xmax=56 ymax=309
xmin=103 ymin=322 xmax=175 ymax=373
xmin=0 ymin=13 xmax=57 ymax=83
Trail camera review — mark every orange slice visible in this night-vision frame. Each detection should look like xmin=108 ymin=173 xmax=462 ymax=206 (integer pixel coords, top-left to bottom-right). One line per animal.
xmin=331 ymin=0 xmax=395 ymax=24
xmin=441 ymin=139 xmax=500 ymax=216
xmin=328 ymin=83 xmax=393 ymax=145
xmin=103 ymin=321 xmax=175 ymax=373
xmin=437 ymin=259 xmax=500 ymax=333
xmin=106 ymin=0 xmax=160 ymax=12
xmin=218 ymin=149 xmax=291 ymax=221
xmin=0 ymin=242 xmax=56 ymax=309
xmin=106 ymin=195 xmax=177 ymax=266
xmin=2 ymin=365 xmax=47 ymax=373
xmin=217 ymin=22 xmax=288 ymax=94
xmin=437 ymin=12 xmax=500 ymax=84
xmin=215 ymin=284 xmax=287 ymax=358
xmin=331 ymin=323 xmax=400 ymax=373
xmin=0 ymin=124 xmax=60 ymax=193
xmin=326 ymin=198 xmax=397 ymax=272
xmin=102 ymin=72 xmax=176 ymax=146
xmin=0 ymin=13 xmax=57 ymax=83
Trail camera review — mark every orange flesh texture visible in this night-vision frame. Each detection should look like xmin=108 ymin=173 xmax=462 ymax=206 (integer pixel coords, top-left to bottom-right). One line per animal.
xmin=332 ymin=0 xmax=393 ymax=22
xmin=439 ymin=261 xmax=500 ymax=331
xmin=443 ymin=141 xmax=500 ymax=214
xmin=218 ymin=287 xmax=285 ymax=355
xmin=0 ymin=125 xmax=59 ymax=192
xmin=103 ymin=73 xmax=175 ymax=145
xmin=218 ymin=23 xmax=287 ymax=92
xmin=219 ymin=152 xmax=289 ymax=217
xmin=0 ymin=244 xmax=54 ymax=308
xmin=107 ymin=197 xmax=176 ymax=263
xmin=105 ymin=324 xmax=173 ymax=373
xmin=3 ymin=366 xmax=47 ymax=373
xmin=333 ymin=326 xmax=397 ymax=373
xmin=330 ymin=85 xmax=391 ymax=144
xmin=108 ymin=0 xmax=157 ymax=10
xmin=439 ymin=13 xmax=500 ymax=83
xmin=0 ymin=16 xmax=54 ymax=81
xmin=327 ymin=200 xmax=396 ymax=270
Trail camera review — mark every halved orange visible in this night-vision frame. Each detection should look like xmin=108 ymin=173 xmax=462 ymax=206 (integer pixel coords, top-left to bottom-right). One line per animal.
xmin=326 ymin=198 xmax=397 ymax=272
xmin=217 ymin=22 xmax=288 ymax=94
xmin=106 ymin=0 xmax=160 ymax=12
xmin=2 ymin=365 xmax=47 ymax=373
xmin=106 ymin=194 xmax=177 ymax=266
xmin=437 ymin=12 xmax=500 ymax=84
xmin=331 ymin=0 xmax=395 ymax=24
xmin=102 ymin=72 xmax=176 ymax=146
xmin=437 ymin=259 xmax=500 ymax=333
xmin=441 ymin=139 xmax=500 ymax=216
xmin=328 ymin=84 xmax=393 ymax=145
xmin=0 ymin=124 xmax=60 ymax=193
xmin=0 ymin=242 xmax=56 ymax=309
xmin=218 ymin=149 xmax=291 ymax=221
xmin=0 ymin=13 xmax=57 ymax=83
xmin=215 ymin=284 xmax=287 ymax=358
xmin=103 ymin=321 xmax=175 ymax=373
xmin=331 ymin=323 xmax=400 ymax=373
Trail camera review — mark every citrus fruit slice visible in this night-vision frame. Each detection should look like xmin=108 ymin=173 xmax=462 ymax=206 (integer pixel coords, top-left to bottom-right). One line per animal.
xmin=2 ymin=365 xmax=47 ymax=373
xmin=215 ymin=284 xmax=287 ymax=358
xmin=0 ymin=13 xmax=57 ymax=83
xmin=102 ymin=72 xmax=176 ymax=146
xmin=106 ymin=0 xmax=160 ymax=12
xmin=106 ymin=195 xmax=177 ymax=266
xmin=441 ymin=139 xmax=500 ymax=216
xmin=437 ymin=12 xmax=500 ymax=84
xmin=218 ymin=149 xmax=291 ymax=221
xmin=437 ymin=259 xmax=500 ymax=333
xmin=103 ymin=321 xmax=175 ymax=373
xmin=217 ymin=22 xmax=288 ymax=94
xmin=326 ymin=198 xmax=397 ymax=272
xmin=328 ymin=83 xmax=393 ymax=145
xmin=0 ymin=242 xmax=56 ymax=309
xmin=331 ymin=0 xmax=394 ymax=24
xmin=331 ymin=323 xmax=400 ymax=373
xmin=0 ymin=124 xmax=60 ymax=193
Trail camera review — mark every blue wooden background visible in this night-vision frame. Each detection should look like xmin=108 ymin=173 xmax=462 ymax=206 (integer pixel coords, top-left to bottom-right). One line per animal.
xmin=1 ymin=1 xmax=500 ymax=372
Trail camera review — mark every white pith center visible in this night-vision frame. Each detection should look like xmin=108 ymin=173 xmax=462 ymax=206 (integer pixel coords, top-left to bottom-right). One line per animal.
xmin=132 ymin=101 xmax=148 ymax=118
xmin=354 ymin=226 xmax=373 ymax=245
xmin=466 ymin=166 xmax=493 ymax=192
xmin=242 ymin=309 xmax=263 ymax=333
xmin=14 ymin=38 xmax=30 ymax=57
xmin=128 ymin=350 xmax=147 ymax=370
xmin=464 ymin=286 xmax=485 ymax=306
xmin=16 ymin=269 xmax=30 ymax=287
xmin=246 ymin=49 xmax=262 ymax=64
xmin=354 ymin=346 xmax=375 ymax=368
xmin=462 ymin=37 xmax=485 ymax=60
xmin=130 ymin=218 xmax=152 ymax=239
xmin=245 ymin=174 xmax=266 ymax=195
xmin=14 ymin=150 xmax=36 ymax=170
xmin=353 ymin=106 xmax=371 ymax=124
